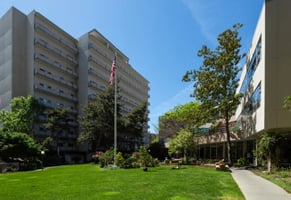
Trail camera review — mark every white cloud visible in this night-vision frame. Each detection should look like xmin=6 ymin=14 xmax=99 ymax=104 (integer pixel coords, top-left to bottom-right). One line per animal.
xmin=149 ymin=84 xmax=193 ymax=133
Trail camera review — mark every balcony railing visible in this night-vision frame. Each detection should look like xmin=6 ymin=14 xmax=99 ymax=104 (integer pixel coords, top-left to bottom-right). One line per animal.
xmin=34 ymin=53 xmax=77 ymax=77
xmin=35 ymin=22 xmax=78 ymax=53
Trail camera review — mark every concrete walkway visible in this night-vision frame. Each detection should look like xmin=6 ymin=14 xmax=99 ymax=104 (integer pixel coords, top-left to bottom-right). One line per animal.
xmin=231 ymin=168 xmax=291 ymax=200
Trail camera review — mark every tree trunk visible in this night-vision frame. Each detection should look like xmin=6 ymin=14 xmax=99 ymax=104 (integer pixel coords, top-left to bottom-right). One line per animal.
xmin=225 ymin=114 xmax=232 ymax=165
xmin=267 ymin=151 xmax=272 ymax=172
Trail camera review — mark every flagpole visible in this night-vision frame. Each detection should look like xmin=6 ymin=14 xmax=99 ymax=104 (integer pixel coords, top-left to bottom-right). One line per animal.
xmin=113 ymin=55 xmax=117 ymax=167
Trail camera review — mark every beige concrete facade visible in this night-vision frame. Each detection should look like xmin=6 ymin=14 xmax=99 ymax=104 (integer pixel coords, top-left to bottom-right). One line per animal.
xmin=78 ymin=29 xmax=149 ymax=116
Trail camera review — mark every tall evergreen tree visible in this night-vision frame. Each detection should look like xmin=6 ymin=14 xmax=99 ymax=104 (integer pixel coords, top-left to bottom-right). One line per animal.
xmin=183 ymin=24 xmax=245 ymax=165
xmin=44 ymin=108 xmax=73 ymax=157
xmin=124 ymin=102 xmax=148 ymax=151
xmin=78 ymin=86 xmax=123 ymax=151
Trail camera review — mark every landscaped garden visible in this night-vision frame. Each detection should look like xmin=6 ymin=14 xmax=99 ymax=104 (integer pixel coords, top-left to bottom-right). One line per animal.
xmin=0 ymin=164 xmax=244 ymax=200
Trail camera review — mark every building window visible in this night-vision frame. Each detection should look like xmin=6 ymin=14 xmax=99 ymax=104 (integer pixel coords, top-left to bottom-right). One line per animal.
xmin=241 ymin=82 xmax=261 ymax=115
xmin=240 ymin=35 xmax=262 ymax=94
xmin=251 ymin=82 xmax=261 ymax=111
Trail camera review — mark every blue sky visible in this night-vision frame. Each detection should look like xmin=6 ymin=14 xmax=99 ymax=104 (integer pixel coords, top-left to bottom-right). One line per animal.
xmin=0 ymin=0 xmax=264 ymax=133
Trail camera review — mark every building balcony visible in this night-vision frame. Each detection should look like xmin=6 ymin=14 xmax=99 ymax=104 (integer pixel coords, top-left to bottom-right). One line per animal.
xmin=34 ymin=53 xmax=77 ymax=77
xmin=34 ymin=68 xmax=77 ymax=90
xmin=34 ymin=83 xmax=78 ymax=102
xmin=35 ymin=37 xmax=78 ymax=65
xmin=88 ymin=80 xmax=106 ymax=91
xmin=35 ymin=22 xmax=78 ymax=53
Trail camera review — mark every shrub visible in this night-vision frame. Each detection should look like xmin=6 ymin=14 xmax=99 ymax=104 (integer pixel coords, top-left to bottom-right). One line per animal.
xmin=116 ymin=152 xmax=125 ymax=167
xmin=99 ymin=148 xmax=114 ymax=168
xmin=237 ymin=157 xmax=246 ymax=166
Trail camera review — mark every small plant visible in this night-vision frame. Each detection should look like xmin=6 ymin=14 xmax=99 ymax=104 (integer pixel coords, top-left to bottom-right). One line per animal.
xmin=99 ymin=148 xmax=114 ymax=168
xmin=237 ymin=157 xmax=246 ymax=166
xmin=116 ymin=152 xmax=125 ymax=167
xmin=139 ymin=146 xmax=152 ymax=171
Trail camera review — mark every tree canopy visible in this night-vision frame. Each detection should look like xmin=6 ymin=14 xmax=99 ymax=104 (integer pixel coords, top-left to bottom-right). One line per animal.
xmin=183 ymin=23 xmax=245 ymax=164
xmin=44 ymin=108 xmax=73 ymax=157
xmin=162 ymin=102 xmax=201 ymax=129
xmin=124 ymin=102 xmax=148 ymax=137
xmin=0 ymin=96 xmax=46 ymax=163
xmin=0 ymin=132 xmax=41 ymax=162
xmin=78 ymin=86 xmax=123 ymax=151
xmin=0 ymin=96 xmax=44 ymax=135
xmin=168 ymin=129 xmax=196 ymax=161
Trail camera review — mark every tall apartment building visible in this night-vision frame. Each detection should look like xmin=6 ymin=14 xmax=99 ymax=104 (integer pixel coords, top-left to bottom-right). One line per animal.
xmin=195 ymin=0 xmax=291 ymax=165
xmin=78 ymin=29 xmax=150 ymax=152
xmin=0 ymin=7 xmax=149 ymax=163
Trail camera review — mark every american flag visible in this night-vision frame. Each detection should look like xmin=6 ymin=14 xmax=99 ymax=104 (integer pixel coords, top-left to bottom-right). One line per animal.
xmin=109 ymin=56 xmax=116 ymax=85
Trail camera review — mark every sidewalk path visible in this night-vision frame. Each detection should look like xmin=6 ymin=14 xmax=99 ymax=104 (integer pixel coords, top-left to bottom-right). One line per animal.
xmin=231 ymin=168 xmax=291 ymax=200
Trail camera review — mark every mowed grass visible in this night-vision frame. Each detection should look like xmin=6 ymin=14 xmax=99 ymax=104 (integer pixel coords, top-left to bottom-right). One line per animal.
xmin=0 ymin=164 xmax=244 ymax=200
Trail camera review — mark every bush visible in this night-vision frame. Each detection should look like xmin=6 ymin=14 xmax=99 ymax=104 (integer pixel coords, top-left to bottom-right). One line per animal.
xmin=237 ymin=157 xmax=246 ymax=166
xmin=116 ymin=152 xmax=125 ymax=167
xmin=99 ymin=148 xmax=114 ymax=168
xmin=124 ymin=156 xmax=138 ymax=168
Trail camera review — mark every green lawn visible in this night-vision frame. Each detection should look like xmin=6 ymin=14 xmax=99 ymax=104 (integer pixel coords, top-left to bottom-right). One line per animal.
xmin=0 ymin=164 xmax=244 ymax=200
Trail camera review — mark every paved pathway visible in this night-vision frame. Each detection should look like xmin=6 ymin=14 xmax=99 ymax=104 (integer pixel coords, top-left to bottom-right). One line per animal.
xmin=231 ymin=168 xmax=291 ymax=200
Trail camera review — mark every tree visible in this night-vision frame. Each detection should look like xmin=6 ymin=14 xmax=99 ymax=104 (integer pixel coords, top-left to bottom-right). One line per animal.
xmin=44 ymin=108 xmax=73 ymax=157
xmin=0 ymin=132 xmax=41 ymax=162
xmin=168 ymin=129 xmax=196 ymax=161
xmin=163 ymin=102 xmax=201 ymax=129
xmin=139 ymin=145 xmax=152 ymax=170
xmin=148 ymin=139 xmax=168 ymax=160
xmin=0 ymin=96 xmax=44 ymax=136
xmin=124 ymin=102 xmax=148 ymax=150
xmin=255 ymin=132 xmax=281 ymax=172
xmin=78 ymin=86 xmax=123 ymax=151
xmin=183 ymin=24 xmax=245 ymax=165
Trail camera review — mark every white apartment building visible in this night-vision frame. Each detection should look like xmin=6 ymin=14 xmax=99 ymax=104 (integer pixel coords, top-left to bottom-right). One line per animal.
xmin=195 ymin=0 xmax=291 ymax=165
xmin=0 ymin=7 xmax=149 ymax=163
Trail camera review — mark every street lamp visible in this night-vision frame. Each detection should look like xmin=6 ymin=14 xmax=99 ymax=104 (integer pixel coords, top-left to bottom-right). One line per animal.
xmin=41 ymin=150 xmax=45 ymax=170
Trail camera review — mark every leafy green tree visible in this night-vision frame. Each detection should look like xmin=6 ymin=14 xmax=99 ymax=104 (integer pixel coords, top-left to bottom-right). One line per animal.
xmin=0 ymin=96 xmax=44 ymax=136
xmin=162 ymin=102 xmax=201 ymax=129
xmin=0 ymin=96 xmax=50 ymax=164
xmin=256 ymin=132 xmax=278 ymax=172
xmin=124 ymin=102 xmax=148 ymax=150
xmin=44 ymin=108 xmax=73 ymax=157
xmin=139 ymin=145 xmax=152 ymax=170
xmin=183 ymin=24 xmax=245 ymax=165
xmin=0 ymin=132 xmax=41 ymax=161
xmin=168 ymin=129 xmax=196 ymax=161
xmin=78 ymin=87 xmax=123 ymax=151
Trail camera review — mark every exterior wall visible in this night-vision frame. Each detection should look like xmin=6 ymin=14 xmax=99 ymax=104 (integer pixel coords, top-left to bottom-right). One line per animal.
xmin=0 ymin=7 xmax=28 ymax=110
xmin=78 ymin=29 xmax=150 ymax=151
xmin=236 ymin=0 xmax=291 ymax=135
xmin=235 ymin=4 xmax=266 ymax=137
xmin=27 ymin=11 xmax=79 ymax=158
xmin=264 ymin=0 xmax=291 ymax=131
xmin=78 ymin=29 xmax=149 ymax=116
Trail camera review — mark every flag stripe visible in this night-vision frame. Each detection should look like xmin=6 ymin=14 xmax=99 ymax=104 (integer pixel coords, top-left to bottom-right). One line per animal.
xmin=109 ymin=56 xmax=116 ymax=85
